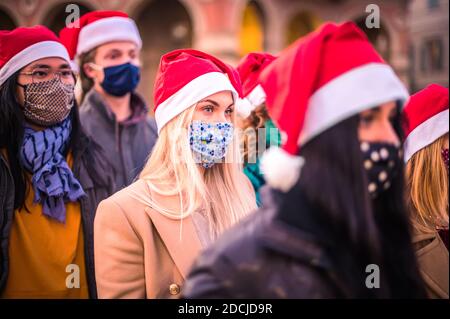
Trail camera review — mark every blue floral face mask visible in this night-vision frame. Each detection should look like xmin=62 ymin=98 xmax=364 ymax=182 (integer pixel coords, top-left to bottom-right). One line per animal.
xmin=189 ymin=120 xmax=234 ymax=168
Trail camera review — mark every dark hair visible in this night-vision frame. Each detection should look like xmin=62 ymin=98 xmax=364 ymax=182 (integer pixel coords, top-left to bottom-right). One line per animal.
xmin=0 ymin=70 xmax=112 ymax=210
xmin=0 ymin=72 xmax=27 ymax=209
xmin=78 ymin=48 xmax=97 ymax=104
xmin=277 ymin=104 xmax=426 ymax=298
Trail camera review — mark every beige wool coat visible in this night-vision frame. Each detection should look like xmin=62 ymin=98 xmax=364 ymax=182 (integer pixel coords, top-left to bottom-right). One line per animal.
xmin=94 ymin=179 xmax=213 ymax=299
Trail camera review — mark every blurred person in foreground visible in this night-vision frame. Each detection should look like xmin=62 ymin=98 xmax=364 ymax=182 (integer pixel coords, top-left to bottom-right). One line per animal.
xmin=182 ymin=22 xmax=427 ymax=299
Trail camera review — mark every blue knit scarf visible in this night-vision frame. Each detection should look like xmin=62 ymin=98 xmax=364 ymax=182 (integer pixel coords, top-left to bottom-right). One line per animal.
xmin=20 ymin=118 xmax=85 ymax=223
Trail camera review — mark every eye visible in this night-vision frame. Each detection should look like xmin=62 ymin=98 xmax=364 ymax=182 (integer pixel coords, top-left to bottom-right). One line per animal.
xmin=360 ymin=113 xmax=375 ymax=126
xmin=107 ymin=52 xmax=121 ymax=60
xmin=32 ymin=70 xmax=48 ymax=79
xmin=225 ymin=107 xmax=234 ymax=116
xmin=202 ymin=105 xmax=214 ymax=113
xmin=60 ymin=70 xmax=73 ymax=78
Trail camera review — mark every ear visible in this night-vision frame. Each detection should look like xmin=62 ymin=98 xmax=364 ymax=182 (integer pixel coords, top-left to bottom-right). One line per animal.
xmin=83 ymin=63 xmax=97 ymax=80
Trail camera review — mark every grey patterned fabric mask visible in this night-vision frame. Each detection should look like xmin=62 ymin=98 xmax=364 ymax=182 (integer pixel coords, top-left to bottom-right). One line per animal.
xmin=18 ymin=78 xmax=74 ymax=126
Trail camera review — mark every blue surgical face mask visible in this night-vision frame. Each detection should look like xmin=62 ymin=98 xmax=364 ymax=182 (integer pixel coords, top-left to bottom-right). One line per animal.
xmin=189 ymin=120 xmax=234 ymax=169
xmin=97 ymin=62 xmax=140 ymax=97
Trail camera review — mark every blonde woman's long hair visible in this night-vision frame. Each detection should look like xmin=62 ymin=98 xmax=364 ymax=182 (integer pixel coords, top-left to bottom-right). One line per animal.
xmin=405 ymin=133 xmax=449 ymax=234
xmin=136 ymin=102 xmax=257 ymax=239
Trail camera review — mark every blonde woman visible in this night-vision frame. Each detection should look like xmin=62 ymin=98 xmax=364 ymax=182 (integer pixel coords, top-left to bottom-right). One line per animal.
xmin=403 ymin=84 xmax=449 ymax=298
xmin=94 ymin=49 xmax=256 ymax=298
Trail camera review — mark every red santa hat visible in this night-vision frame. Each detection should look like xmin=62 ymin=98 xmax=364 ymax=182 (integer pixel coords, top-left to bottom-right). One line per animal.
xmin=235 ymin=52 xmax=277 ymax=117
xmin=59 ymin=10 xmax=142 ymax=68
xmin=259 ymin=22 xmax=409 ymax=192
xmin=0 ymin=26 xmax=70 ymax=86
xmin=403 ymin=84 xmax=449 ymax=163
xmin=153 ymin=49 xmax=243 ymax=133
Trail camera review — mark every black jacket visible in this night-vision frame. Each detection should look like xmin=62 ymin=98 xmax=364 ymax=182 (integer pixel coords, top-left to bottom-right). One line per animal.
xmin=0 ymin=138 xmax=113 ymax=298
xmin=182 ymin=186 xmax=347 ymax=299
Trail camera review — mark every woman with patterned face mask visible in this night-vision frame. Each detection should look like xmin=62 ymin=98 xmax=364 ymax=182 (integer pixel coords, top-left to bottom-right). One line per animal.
xmin=403 ymin=84 xmax=449 ymax=299
xmin=94 ymin=49 xmax=257 ymax=298
xmin=0 ymin=26 xmax=113 ymax=298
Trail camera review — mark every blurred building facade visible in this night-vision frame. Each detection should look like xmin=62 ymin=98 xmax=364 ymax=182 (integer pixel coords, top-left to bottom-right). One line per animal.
xmin=408 ymin=0 xmax=449 ymax=92
xmin=1 ymin=0 xmax=448 ymax=108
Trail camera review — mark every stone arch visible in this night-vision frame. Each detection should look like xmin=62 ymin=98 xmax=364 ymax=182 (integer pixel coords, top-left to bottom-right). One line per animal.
xmin=0 ymin=5 xmax=18 ymax=30
xmin=41 ymin=1 xmax=95 ymax=35
xmin=134 ymin=0 xmax=193 ymax=109
xmin=286 ymin=10 xmax=322 ymax=45
xmin=239 ymin=0 xmax=266 ymax=56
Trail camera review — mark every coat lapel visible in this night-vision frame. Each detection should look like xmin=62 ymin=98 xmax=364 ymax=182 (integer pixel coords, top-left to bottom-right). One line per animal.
xmin=144 ymin=207 xmax=203 ymax=279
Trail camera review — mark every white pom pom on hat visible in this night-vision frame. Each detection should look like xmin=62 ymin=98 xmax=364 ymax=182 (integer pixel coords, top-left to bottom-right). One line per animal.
xmin=261 ymin=147 xmax=305 ymax=192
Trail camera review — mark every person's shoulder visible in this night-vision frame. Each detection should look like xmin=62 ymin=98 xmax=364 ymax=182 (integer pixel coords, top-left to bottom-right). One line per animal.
xmin=98 ymin=179 xmax=150 ymax=217
xmin=78 ymin=90 xmax=103 ymax=119
xmin=197 ymin=207 xmax=273 ymax=269
xmin=182 ymin=208 xmax=273 ymax=298
xmin=143 ymin=117 xmax=158 ymax=136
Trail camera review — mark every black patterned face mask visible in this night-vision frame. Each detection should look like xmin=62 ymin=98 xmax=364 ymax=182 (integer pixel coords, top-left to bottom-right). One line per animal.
xmin=360 ymin=142 xmax=402 ymax=199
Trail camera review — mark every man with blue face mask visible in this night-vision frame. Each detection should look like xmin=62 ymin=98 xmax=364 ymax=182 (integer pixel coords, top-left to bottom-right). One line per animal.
xmin=60 ymin=11 xmax=158 ymax=191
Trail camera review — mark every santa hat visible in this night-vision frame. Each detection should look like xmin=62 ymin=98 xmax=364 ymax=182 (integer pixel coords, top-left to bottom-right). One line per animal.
xmin=0 ymin=26 xmax=70 ymax=87
xmin=403 ymin=84 xmax=449 ymax=163
xmin=235 ymin=52 xmax=277 ymax=118
xmin=59 ymin=10 xmax=142 ymax=69
xmin=153 ymin=49 xmax=243 ymax=133
xmin=259 ymin=22 xmax=409 ymax=192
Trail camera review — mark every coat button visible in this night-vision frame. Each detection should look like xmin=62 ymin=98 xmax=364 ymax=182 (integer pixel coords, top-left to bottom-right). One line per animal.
xmin=169 ymin=283 xmax=180 ymax=295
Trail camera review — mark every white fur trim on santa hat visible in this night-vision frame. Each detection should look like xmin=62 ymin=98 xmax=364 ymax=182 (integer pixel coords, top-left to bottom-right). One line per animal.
xmin=404 ymin=108 xmax=449 ymax=163
xmin=154 ymin=72 xmax=238 ymax=133
xmin=0 ymin=41 xmax=70 ymax=86
xmin=236 ymin=97 xmax=253 ymax=118
xmin=299 ymin=63 xmax=409 ymax=145
xmin=246 ymin=84 xmax=267 ymax=108
xmin=261 ymin=146 xmax=305 ymax=192
xmin=236 ymin=84 xmax=267 ymax=118
xmin=77 ymin=17 xmax=142 ymax=56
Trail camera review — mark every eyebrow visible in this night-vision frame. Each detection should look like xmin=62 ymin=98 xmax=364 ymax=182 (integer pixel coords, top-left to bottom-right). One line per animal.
xmin=199 ymin=99 xmax=219 ymax=107
xmin=105 ymin=49 xmax=123 ymax=56
xmin=368 ymin=106 xmax=381 ymax=113
xmin=26 ymin=63 xmax=71 ymax=70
